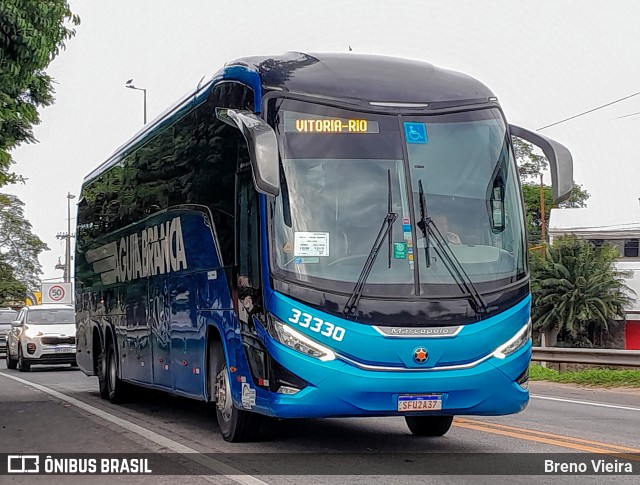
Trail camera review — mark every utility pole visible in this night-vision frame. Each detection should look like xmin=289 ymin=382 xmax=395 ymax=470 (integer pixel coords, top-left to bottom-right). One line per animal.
xmin=539 ymin=173 xmax=546 ymax=243
xmin=56 ymin=192 xmax=76 ymax=282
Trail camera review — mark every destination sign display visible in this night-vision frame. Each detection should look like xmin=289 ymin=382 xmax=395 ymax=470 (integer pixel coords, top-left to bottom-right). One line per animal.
xmin=284 ymin=112 xmax=379 ymax=134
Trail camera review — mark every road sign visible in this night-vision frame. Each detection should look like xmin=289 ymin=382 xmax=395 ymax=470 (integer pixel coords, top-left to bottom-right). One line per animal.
xmin=41 ymin=283 xmax=73 ymax=304
xmin=25 ymin=291 xmax=42 ymax=306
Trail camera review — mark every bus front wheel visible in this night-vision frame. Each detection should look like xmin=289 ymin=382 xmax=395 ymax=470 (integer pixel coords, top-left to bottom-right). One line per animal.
xmin=211 ymin=340 xmax=263 ymax=442
xmin=405 ymin=415 xmax=454 ymax=436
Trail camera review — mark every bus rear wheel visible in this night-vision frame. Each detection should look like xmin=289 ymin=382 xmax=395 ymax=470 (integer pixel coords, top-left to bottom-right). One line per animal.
xmin=105 ymin=342 xmax=128 ymax=404
xmin=405 ymin=415 xmax=454 ymax=436
xmin=211 ymin=340 xmax=263 ymax=442
xmin=96 ymin=345 xmax=110 ymax=399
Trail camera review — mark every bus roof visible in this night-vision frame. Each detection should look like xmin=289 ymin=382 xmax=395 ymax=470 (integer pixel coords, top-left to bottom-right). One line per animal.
xmin=84 ymin=52 xmax=495 ymax=184
xmin=229 ymin=52 xmax=494 ymax=106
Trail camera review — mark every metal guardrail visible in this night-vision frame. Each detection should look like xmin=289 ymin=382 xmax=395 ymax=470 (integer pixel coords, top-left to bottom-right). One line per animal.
xmin=532 ymin=347 xmax=640 ymax=367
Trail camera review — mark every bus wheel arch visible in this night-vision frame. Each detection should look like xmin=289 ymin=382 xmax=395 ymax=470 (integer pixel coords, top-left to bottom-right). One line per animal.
xmin=208 ymin=334 xmax=263 ymax=442
xmin=205 ymin=327 xmax=223 ymax=402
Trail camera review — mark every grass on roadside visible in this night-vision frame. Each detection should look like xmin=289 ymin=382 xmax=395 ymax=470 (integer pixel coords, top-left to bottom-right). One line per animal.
xmin=529 ymin=364 xmax=640 ymax=388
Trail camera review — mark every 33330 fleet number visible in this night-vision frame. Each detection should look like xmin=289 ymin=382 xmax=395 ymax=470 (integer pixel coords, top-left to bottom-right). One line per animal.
xmin=288 ymin=308 xmax=346 ymax=342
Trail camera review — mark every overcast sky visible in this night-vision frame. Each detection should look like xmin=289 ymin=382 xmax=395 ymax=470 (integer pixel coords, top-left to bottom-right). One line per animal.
xmin=7 ymin=0 xmax=640 ymax=282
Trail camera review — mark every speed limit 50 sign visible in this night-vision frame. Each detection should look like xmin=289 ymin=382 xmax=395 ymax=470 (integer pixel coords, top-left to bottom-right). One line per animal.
xmin=41 ymin=282 xmax=73 ymax=304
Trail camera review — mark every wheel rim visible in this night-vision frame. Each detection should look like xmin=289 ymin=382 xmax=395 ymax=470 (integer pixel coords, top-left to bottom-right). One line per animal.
xmin=215 ymin=364 xmax=233 ymax=422
xmin=108 ymin=351 xmax=116 ymax=392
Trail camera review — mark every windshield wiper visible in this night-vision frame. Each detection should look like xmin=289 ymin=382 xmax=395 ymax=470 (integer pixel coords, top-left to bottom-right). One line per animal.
xmin=416 ymin=179 xmax=432 ymax=268
xmin=343 ymin=170 xmax=397 ymax=318
xmin=416 ymin=179 xmax=488 ymax=314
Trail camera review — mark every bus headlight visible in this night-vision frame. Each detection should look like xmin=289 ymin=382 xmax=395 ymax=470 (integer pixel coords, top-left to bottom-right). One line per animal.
xmin=267 ymin=315 xmax=336 ymax=362
xmin=493 ymin=319 xmax=531 ymax=359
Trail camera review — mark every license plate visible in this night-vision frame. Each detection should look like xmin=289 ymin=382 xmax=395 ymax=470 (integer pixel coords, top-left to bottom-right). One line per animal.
xmin=398 ymin=394 xmax=442 ymax=412
xmin=54 ymin=347 xmax=73 ymax=353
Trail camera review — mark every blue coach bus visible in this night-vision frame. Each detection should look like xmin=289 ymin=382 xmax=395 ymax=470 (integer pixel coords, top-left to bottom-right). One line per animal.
xmin=75 ymin=52 xmax=573 ymax=442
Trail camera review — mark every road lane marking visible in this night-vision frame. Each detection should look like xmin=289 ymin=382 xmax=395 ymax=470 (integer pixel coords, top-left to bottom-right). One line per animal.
xmin=0 ymin=371 xmax=268 ymax=485
xmin=453 ymin=419 xmax=640 ymax=458
xmin=532 ymin=394 xmax=640 ymax=412
xmin=457 ymin=418 xmax=640 ymax=453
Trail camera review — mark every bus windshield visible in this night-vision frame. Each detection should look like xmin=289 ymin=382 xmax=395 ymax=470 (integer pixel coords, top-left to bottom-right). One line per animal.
xmin=270 ymin=100 xmax=526 ymax=297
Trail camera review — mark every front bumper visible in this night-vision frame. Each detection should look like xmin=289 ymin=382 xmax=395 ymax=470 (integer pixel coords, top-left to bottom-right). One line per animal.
xmin=21 ymin=338 xmax=76 ymax=364
xmin=22 ymin=352 xmax=77 ymax=365
xmin=253 ymin=341 xmax=530 ymax=419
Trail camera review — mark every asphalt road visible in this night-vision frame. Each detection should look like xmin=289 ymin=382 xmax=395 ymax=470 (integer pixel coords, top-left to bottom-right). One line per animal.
xmin=0 ymin=360 xmax=638 ymax=484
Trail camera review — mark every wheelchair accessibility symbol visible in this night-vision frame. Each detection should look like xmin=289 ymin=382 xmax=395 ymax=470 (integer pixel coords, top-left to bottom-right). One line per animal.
xmin=404 ymin=122 xmax=428 ymax=144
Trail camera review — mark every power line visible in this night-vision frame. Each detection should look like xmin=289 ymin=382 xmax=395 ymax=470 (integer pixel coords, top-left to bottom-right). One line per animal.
xmin=537 ymin=90 xmax=640 ymax=131
xmin=618 ymin=110 xmax=640 ymax=119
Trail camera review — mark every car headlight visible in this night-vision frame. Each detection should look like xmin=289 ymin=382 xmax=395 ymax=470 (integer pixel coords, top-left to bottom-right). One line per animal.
xmin=267 ymin=315 xmax=336 ymax=362
xmin=24 ymin=327 xmax=43 ymax=338
xmin=493 ymin=319 xmax=531 ymax=359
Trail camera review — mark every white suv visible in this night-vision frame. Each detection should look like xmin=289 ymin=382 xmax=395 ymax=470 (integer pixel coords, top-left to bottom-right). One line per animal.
xmin=6 ymin=304 xmax=76 ymax=372
xmin=0 ymin=308 xmax=18 ymax=356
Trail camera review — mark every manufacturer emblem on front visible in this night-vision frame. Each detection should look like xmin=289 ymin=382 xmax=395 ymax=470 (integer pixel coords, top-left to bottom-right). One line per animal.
xmin=413 ymin=347 xmax=428 ymax=364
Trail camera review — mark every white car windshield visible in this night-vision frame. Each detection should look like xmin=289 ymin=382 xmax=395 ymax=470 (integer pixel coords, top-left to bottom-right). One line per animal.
xmin=27 ymin=310 xmax=75 ymax=325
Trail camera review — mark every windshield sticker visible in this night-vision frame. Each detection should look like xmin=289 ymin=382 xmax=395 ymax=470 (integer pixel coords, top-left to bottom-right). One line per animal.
xmin=294 ymin=256 xmax=320 ymax=264
xmin=294 ymin=232 xmax=330 ymax=257
xmin=394 ymin=242 xmax=407 ymax=259
xmin=404 ymin=122 xmax=428 ymax=144
xmin=282 ymin=242 xmax=293 ymax=253
xmin=402 ymin=214 xmax=415 ymax=269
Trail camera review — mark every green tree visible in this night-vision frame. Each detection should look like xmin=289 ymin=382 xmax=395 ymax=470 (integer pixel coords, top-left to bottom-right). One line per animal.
xmin=0 ymin=258 xmax=25 ymax=305
xmin=531 ymin=236 xmax=633 ymax=347
xmin=513 ymin=137 xmax=590 ymax=244
xmin=0 ymin=193 xmax=49 ymax=292
xmin=0 ymin=1 xmax=79 ymax=187
xmin=522 ymin=183 xmax=590 ymax=245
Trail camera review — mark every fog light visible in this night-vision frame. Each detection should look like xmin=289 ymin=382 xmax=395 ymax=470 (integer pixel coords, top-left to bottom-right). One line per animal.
xmin=26 ymin=343 xmax=36 ymax=354
xmin=277 ymin=386 xmax=300 ymax=395
xmin=516 ymin=368 xmax=529 ymax=390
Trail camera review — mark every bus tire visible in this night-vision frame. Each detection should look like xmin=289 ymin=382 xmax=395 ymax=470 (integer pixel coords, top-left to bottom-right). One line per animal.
xmin=405 ymin=415 xmax=454 ymax=436
xmin=96 ymin=345 xmax=109 ymax=399
xmin=6 ymin=345 xmax=17 ymax=369
xmin=105 ymin=342 xmax=128 ymax=404
xmin=211 ymin=340 xmax=262 ymax=442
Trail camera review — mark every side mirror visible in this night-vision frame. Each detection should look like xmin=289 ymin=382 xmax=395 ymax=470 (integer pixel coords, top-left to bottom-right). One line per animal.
xmin=509 ymin=125 xmax=573 ymax=204
xmin=11 ymin=320 xmax=22 ymax=328
xmin=216 ymin=108 xmax=280 ymax=196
